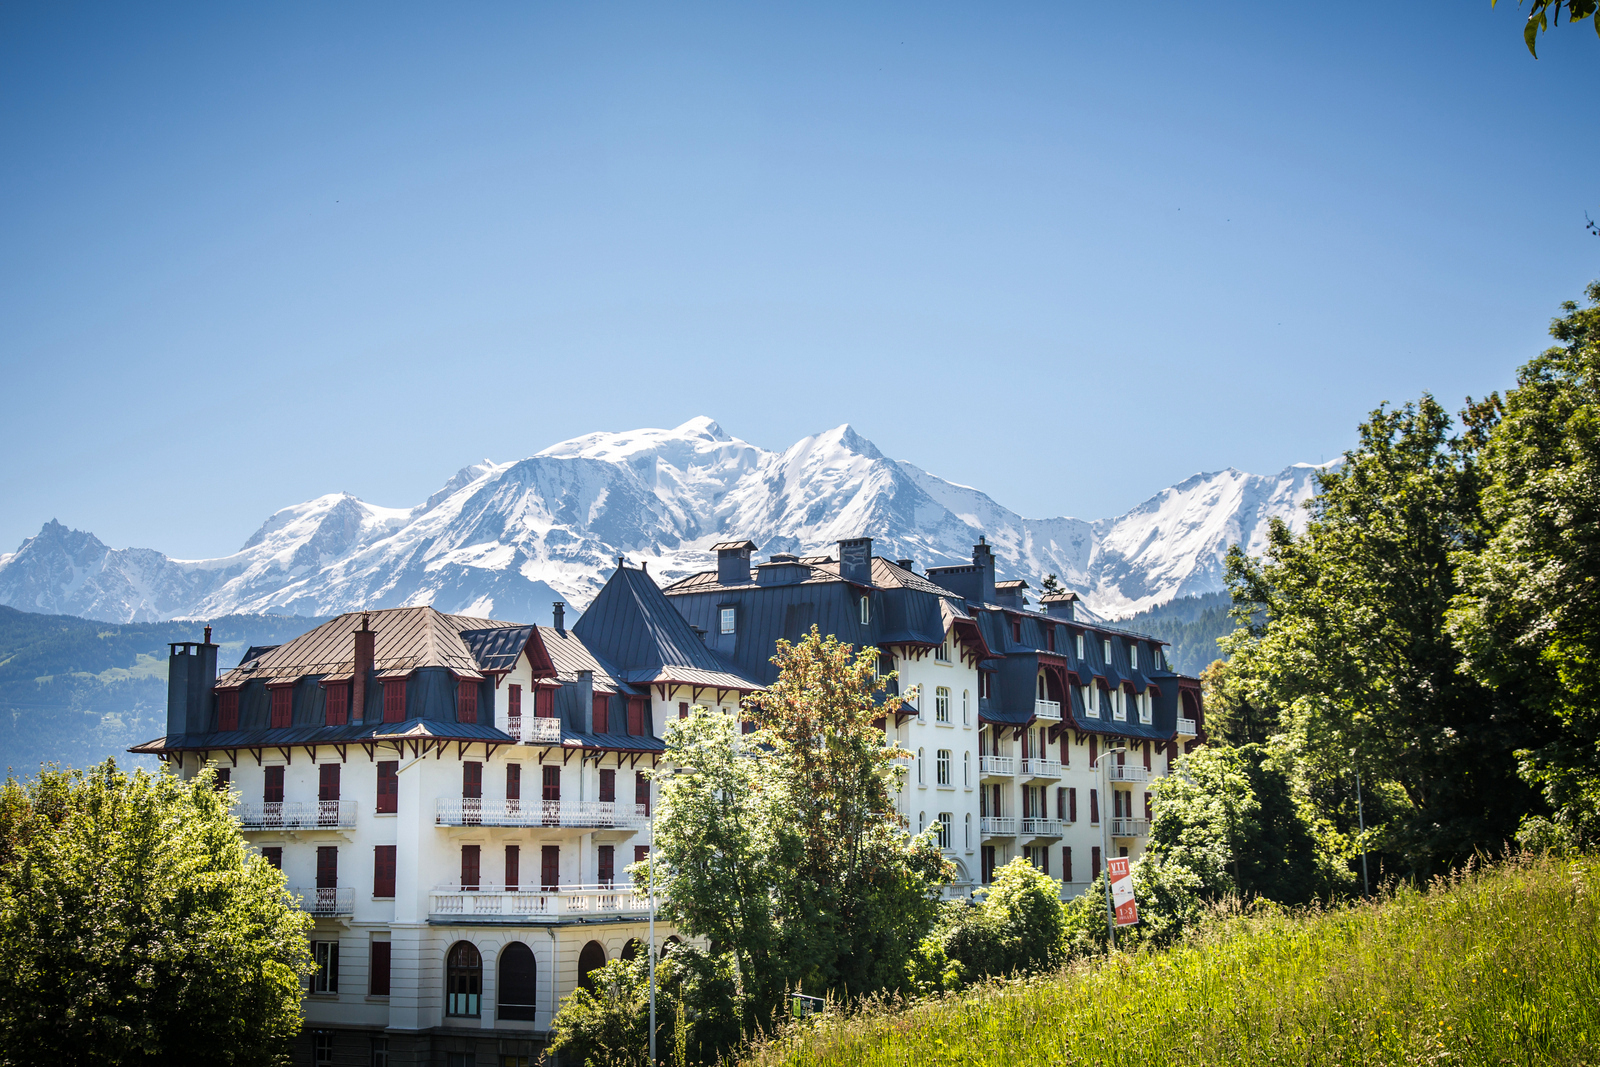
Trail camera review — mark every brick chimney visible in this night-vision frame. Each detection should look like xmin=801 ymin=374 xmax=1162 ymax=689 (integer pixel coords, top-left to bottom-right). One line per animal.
xmin=352 ymin=611 xmax=375 ymax=724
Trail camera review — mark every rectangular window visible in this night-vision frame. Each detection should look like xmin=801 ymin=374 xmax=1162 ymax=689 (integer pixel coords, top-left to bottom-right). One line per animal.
xmin=508 ymin=684 xmax=522 ymax=719
xmin=1011 ymin=618 xmax=1022 ymax=642
xmin=1103 ymin=638 xmax=1112 ymax=663
xmin=262 ymin=846 xmax=282 ymax=869
xmin=373 ymin=845 xmax=396 ymax=898
xmin=505 ymin=845 xmax=520 ymax=892
xmin=936 ymin=813 xmax=952 ymax=850
xmin=542 ymin=766 xmax=561 ymax=802
xmin=541 ymin=845 xmax=559 ymax=891
xmin=376 ymin=761 xmax=398 ymax=814
xmin=506 ymin=763 xmax=521 ymax=802
xmin=981 ymin=845 xmax=996 ymax=885
xmin=534 ymin=687 xmax=554 ymax=718
xmin=312 ymin=941 xmax=339 ymax=993
xmin=217 ymin=690 xmax=239 ymax=731
xmin=382 ymin=678 xmax=406 ymax=723
xmin=325 ymin=683 xmax=349 ymax=727
xmin=678 ymin=701 xmax=689 ymax=719
xmin=314 ymin=1031 xmax=334 ymax=1064
xmin=635 ymin=845 xmax=649 ymax=866
xmin=369 ymin=942 xmax=391 ymax=997
xmin=213 ymin=766 xmax=231 ymax=791
xmin=935 ymin=687 xmax=950 ymax=723
xmin=635 ymin=772 xmax=649 ymax=816
xmin=1056 ymin=787 xmax=1065 ymax=820
xmin=598 ymin=844 xmax=615 ymax=885
xmin=461 ymin=845 xmax=480 ymax=891
xmin=316 ymin=846 xmax=339 ymax=889
xmin=599 ymin=768 xmax=616 ymax=802
xmin=264 ymin=765 xmax=284 ymax=804
xmin=457 ymin=680 xmax=477 ymax=724
xmin=627 ymin=698 xmax=645 ymax=736
xmin=936 ymin=749 xmax=951 ymax=786
xmin=1113 ymin=688 xmax=1127 ymax=722
xmin=1063 ymin=847 xmax=1073 ymax=883
xmin=1091 ymin=846 xmax=1102 ymax=880
xmin=1145 ymin=792 xmax=1153 ymax=821
xmin=1046 ymin=628 xmax=1056 ymax=653
xmin=269 ymin=686 xmax=293 ymax=729
xmin=1076 ymin=632 xmax=1085 ymax=659
xmin=593 ymin=695 xmax=609 ymax=733
xmin=1069 ymin=787 xmax=1078 ymax=822
xmin=934 ymin=637 xmax=950 ymax=662
xmin=720 ymin=607 xmax=736 ymax=635
xmin=319 ymin=762 xmax=341 ymax=802
xmin=860 ymin=596 xmax=870 ymax=625
xmin=1143 ymin=741 xmax=1152 ymax=770
xmin=463 ymin=762 xmax=482 ymax=799
xmin=1089 ymin=788 xmax=1100 ymax=824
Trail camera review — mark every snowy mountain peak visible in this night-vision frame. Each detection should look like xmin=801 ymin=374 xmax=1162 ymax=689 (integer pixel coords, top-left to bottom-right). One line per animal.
xmin=0 ymin=422 xmax=1331 ymax=623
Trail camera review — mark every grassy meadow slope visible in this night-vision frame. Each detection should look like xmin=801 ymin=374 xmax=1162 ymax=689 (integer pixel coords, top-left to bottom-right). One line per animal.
xmin=0 ymin=607 xmax=328 ymax=775
xmin=748 ymin=855 xmax=1598 ymax=1067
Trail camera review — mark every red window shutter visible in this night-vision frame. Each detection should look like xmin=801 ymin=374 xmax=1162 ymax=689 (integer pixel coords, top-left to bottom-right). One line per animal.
xmin=1069 ymin=788 xmax=1078 ymax=822
xmin=634 ymin=845 xmax=649 ymax=865
xmin=627 ymin=699 xmax=645 ymax=736
xmin=678 ymin=701 xmax=689 ymax=719
xmin=1060 ymin=733 xmax=1069 ymax=765
xmin=264 ymin=765 xmax=284 ymax=804
xmin=599 ymin=768 xmax=615 ymax=803
xmin=1056 ymin=787 xmax=1065 ymax=820
xmin=1047 ymin=629 xmax=1056 ymax=652
xmin=373 ymin=845 xmax=396 ymax=897
xmin=592 ymin=695 xmax=609 ymax=733
xmin=213 ymin=767 xmax=231 ymax=791
xmin=1144 ymin=741 xmax=1151 ymax=770
xmin=1145 ymin=792 xmax=1153 ymax=821
xmin=319 ymin=763 xmax=341 ymax=802
xmin=1089 ymin=735 xmax=1098 ymax=764
xmin=376 ymin=761 xmax=398 ymax=814
xmin=535 ymin=687 xmax=554 ymax=718
xmin=508 ymin=684 xmax=522 ymax=717
xmin=541 ymin=845 xmax=560 ymax=891
xmin=1012 ymin=619 xmax=1021 ymax=642
xmin=505 ymin=845 xmax=520 ymax=892
xmin=1091 ymin=846 xmax=1102 ymax=880
xmin=635 ymin=772 xmax=649 ymax=815
xmin=461 ymin=845 xmax=480 ymax=891
xmin=217 ymin=690 xmax=239 ymax=731
xmin=542 ymin=765 xmax=561 ymax=802
xmin=370 ymin=942 xmax=391 ymax=997
xmin=598 ymin=845 xmax=614 ymax=885
xmin=457 ymin=679 xmax=477 ymax=724
xmin=316 ymin=846 xmax=338 ymax=889
xmin=269 ymin=686 xmax=293 ymax=729
xmin=262 ymin=846 xmax=282 ymax=869
xmin=1063 ymin=847 xmax=1073 ymax=882
xmin=1090 ymin=788 xmax=1100 ymax=824
xmin=325 ymin=683 xmax=348 ymax=726
xmin=382 ymin=679 xmax=406 ymax=723
xmin=463 ymin=762 xmax=482 ymax=800
xmin=506 ymin=764 xmax=521 ymax=801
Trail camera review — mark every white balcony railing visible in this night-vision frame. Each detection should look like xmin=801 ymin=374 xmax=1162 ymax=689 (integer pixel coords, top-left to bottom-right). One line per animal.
xmin=429 ymin=883 xmax=648 ymax=920
xmin=291 ymin=886 xmax=355 ymax=917
xmin=1107 ymin=764 xmax=1150 ymax=783
xmin=1019 ymin=757 xmax=1062 ymax=779
xmin=1021 ymin=818 xmax=1062 ymax=838
xmin=1110 ymin=818 xmax=1150 ymax=838
xmin=237 ymin=800 xmax=356 ymax=830
xmin=508 ymin=715 xmax=562 ymax=744
xmin=979 ymin=816 xmax=1017 ymax=836
xmin=1177 ymin=717 xmax=1197 ymax=736
xmin=1034 ymin=699 xmax=1062 ymax=721
xmin=979 ymin=755 xmax=1015 ymax=777
xmin=436 ymin=798 xmax=649 ymax=830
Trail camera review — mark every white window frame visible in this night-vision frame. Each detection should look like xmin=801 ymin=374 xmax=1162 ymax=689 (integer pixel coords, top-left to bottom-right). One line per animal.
xmin=964 ymin=812 xmax=972 ymax=850
xmin=719 ymin=608 xmax=736 ymax=635
xmin=1113 ymin=688 xmax=1127 ymax=722
xmin=962 ymin=689 xmax=970 ymax=726
xmin=936 ymin=749 xmax=951 ymax=786
xmin=1103 ymin=638 xmax=1112 ymax=663
xmin=934 ymin=635 xmax=951 ymax=662
xmin=312 ymin=939 xmax=339 ymax=994
xmin=937 ymin=812 xmax=953 ymax=850
xmin=917 ymin=747 xmax=925 ymax=786
xmin=963 ymin=750 xmax=971 ymax=786
xmin=1131 ymin=644 xmax=1139 ymax=671
xmin=935 ymin=686 xmax=950 ymax=723
xmin=1076 ymin=632 xmax=1085 ymax=659
xmin=860 ymin=596 xmax=870 ymax=625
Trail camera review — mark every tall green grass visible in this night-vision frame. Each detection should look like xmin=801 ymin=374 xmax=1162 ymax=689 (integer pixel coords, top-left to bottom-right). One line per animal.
xmin=745 ymin=855 xmax=1599 ymax=1067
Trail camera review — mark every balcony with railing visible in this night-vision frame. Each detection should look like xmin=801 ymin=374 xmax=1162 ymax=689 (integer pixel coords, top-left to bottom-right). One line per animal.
xmin=978 ymin=755 xmax=1015 ymax=778
xmin=429 ymin=883 xmax=648 ymax=921
xmin=1177 ymin=717 xmax=1197 ymax=736
xmin=291 ymin=886 xmax=355 ymax=917
xmin=236 ymin=800 xmax=356 ymax=830
xmin=979 ymin=816 xmax=1017 ymax=837
xmin=1106 ymin=764 xmax=1150 ymax=783
xmin=1034 ymin=699 xmax=1061 ymax=722
xmin=507 ymin=715 xmax=563 ymax=744
xmin=436 ymin=798 xmax=649 ymax=830
xmin=1021 ymin=817 xmax=1062 ymax=838
xmin=1019 ymin=757 xmax=1061 ymax=780
xmin=1110 ymin=818 xmax=1150 ymax=838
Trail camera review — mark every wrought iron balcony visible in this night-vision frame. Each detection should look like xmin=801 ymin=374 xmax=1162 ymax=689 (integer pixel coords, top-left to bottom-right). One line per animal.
xmin=979 ymin=816 xmax=1017 ymax=836
xmin=429 ymin=882 xmax=648 ymax=921
xmin=291 ymin=886 xmax=355 ymax=917
xmin=508 ymin=715 xmax=562 ymax=744
xmin=436 ymin=798 xmax=649 ymax=830
xmin=1034 ymin=699 xmax=1062 ymax=721
xmin=1019 ymin=757 xmax=1062 ymax=779
xmin=1110 ymin=818 xmax=1150 ymax=838
xmin=1106 ymin=764 xmax=1150 ymax=783
xmin=979 ymin=755 xmax=1015 ymax=777
xmin=236 ymin=800 xmax=356 ymax=830
xmin=1021 ymin=817 xmax=1062 ymax=838
xmin=1177 ymin=717 xmax=1197 ymax=736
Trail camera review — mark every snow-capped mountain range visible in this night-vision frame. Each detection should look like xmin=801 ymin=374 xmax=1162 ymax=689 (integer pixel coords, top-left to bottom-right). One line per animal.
xmin=0 ymin=418 xmax=1328 ymax=625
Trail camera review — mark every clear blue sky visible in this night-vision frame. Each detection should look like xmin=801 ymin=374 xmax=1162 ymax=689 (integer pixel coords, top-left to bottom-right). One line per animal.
xmin=2 ymin=2 xmax=1596 ymax=559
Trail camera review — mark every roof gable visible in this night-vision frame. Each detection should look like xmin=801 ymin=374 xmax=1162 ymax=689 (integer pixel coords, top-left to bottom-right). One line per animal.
xmin=574 ymin=564 xmax=750 ymax=678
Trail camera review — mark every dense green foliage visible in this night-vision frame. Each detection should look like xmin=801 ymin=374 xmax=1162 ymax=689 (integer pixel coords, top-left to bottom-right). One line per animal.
xmin=910 ymin=859 xmax=1068 ymax=991
xmin=547 ymin=948 xmax=743 ymax=1067
xmin=1494 ymin=0 xmax=1599 ymax=57
xmin=746 ymin=853 xmax=1600 ymax=1067
xmin=0 ymin=608 xmax=326 ymax=774
xmin=1115 ymin=592 xmax=1234 ymax=676
xmin=0 ymin=761 xmax=312 ymax=1065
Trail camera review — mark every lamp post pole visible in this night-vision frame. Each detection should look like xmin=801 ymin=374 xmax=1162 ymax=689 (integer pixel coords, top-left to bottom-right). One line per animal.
xmin=1093 ymin=746 xmax=1123 ymax=951
xmin=1354 ymin=764 xmax=1369 ymax=896
xmin=648 ymin=799 xmax=657 ymax=1064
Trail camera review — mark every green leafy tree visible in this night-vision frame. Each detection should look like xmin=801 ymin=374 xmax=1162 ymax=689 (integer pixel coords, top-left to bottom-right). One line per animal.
xmin=1222 ymin=397 xmax=1549 ymax=876
xmin=1199 ymin=658 xmax=1280 ymax=746
xmin=0 ymin=761 xmax=312 ymax=1065
xmin=1450 ymin=282 xmax=1600 ymax=849
xmin=1039 ymin=573 xmax=1065 ymax=596
xmin=927 ymin=858 xmax=1067 ymax=986
xmin=1493 ymin=0 xmax=1599 ymax=57
xmin=546 ymin=957 xmax=650 ymax=1067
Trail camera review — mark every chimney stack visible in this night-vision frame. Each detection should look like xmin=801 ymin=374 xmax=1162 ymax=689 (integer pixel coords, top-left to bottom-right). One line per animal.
xmin=713 ymin=541 xmax=757 ymax=585
xmin=165 ymin=627 xmax=219 ymax=740
xmin=203 ymin=624 xmax=212 ymax=644
xmin=972 ymin=537 xmax=996 ymax=604
xmin=553 ymin=602 xmax=566 ymax=636
xmin=352 ymin=611 xmax=375 ymax=725
xmin=838 ymin=536 xmax=873 ymax=586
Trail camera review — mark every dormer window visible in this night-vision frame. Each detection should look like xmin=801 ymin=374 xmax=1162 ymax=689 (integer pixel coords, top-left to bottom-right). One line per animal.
xmin=1012 ymin=619 xmax=1022 ymax=643
xmin=1076 ymin=632 xmax=1085 ymax=659
xmin=1131 ymin=645 xmax=1139 ymax=671
xmin=934 ymin=634 xmax=951 ymax=662
xmin=1046 ymin=627 xmax=1056 ymax=653
xmin=720 ymin=607 xmax=736 ymax=635
xmin=860 ymin=596 xmax=871 ymax=625
xmin=1102 ymin=638 xmax=1112 ymax=663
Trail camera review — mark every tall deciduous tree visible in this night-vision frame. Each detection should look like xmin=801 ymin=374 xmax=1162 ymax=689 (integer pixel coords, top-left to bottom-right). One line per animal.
xmin=0 ymin=761 xmax=312 ymax=1065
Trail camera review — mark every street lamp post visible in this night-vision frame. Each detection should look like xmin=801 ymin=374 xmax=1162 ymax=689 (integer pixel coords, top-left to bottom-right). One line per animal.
xmin=1091 ymin=745 xmax=1125 ymax=951
xmin=648 ymin=798 xmax=656 ymax=1064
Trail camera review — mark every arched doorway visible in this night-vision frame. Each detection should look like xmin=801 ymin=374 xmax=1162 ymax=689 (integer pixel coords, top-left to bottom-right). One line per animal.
xmin=663 ymin=936 xmax=683 ymax=956
xmin=620 ymin=938 xmax=644 ymax=962
xmin=577 ymin=940 xmax=607 ymax=993
xmin=446 ymin=941 xmax=482 ymax=1018
xmin=498 ymin=941 xmax=537 ymax=1021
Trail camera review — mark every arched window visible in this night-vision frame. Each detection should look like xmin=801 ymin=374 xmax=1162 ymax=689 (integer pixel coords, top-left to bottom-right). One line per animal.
xmin=621 ymin=938 xmax=644 ymax=961
xmin=964 ymin=812 xmax=972 ymax=849
xmin=860 ymin=595 xmax=870 ymax=625
xmin=962 ymin=690 xmax=970 ymax=725
xmin=446 ymin=941 xmax=482 ymax=1018
xmin=578 ymin=941 xmax=607 ymax=993
xmin=963 ymin=750 xmax=970 ymax=787
xmin=663 ymin=936 xmax=684 ymax=955
xmin=498 ymin=942 xmax=537 ymax=1021
xmin=918 ymin=810 xmax=926 ymax=833
xmin=917 ymin=747 xmax=924 ymax=785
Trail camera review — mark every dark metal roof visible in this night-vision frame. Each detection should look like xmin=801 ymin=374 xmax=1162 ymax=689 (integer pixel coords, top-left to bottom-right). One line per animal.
xmin=459 ymin=626 xmax=537 ymax=673
xmin=131 ymin=718 xmax=516 ymax=753
xmin=574 ymin=565 xmax=757 ymax=685
xmin=709 ymin=540 xmax=757 ymax=551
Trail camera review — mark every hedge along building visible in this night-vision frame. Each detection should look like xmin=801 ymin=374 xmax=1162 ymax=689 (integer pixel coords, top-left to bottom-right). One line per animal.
xmin=135 ymin=594 xmax=761 ymax=1066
